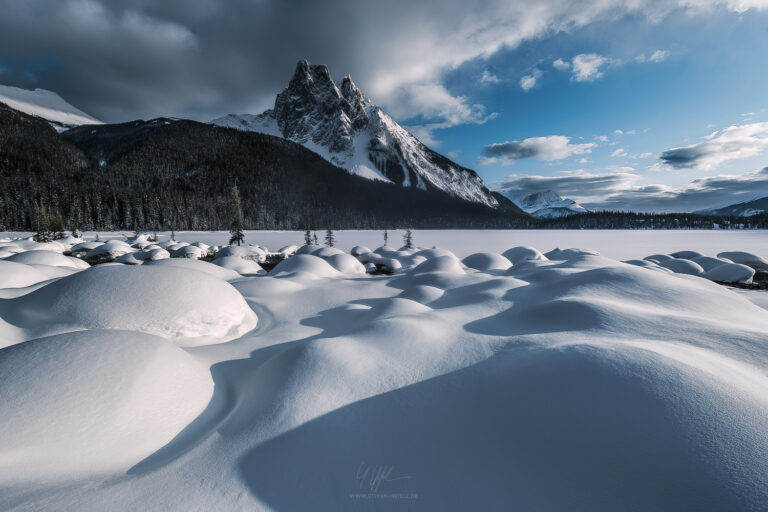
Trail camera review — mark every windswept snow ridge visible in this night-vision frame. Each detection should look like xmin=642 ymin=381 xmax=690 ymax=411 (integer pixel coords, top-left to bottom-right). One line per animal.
xmin=0 ymin=84 xmax=102 ymax=130
xmin=1 ymin=232 xmax=768 ymax=510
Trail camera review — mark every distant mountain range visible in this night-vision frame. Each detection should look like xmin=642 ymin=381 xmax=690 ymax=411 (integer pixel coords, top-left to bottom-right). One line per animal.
xmin=503 ymin=190 xmax=589 ymax=218
xmin=212 ymin=60 xmax=499 ymax=207
xmin=695 ymin=196 xmax=768 ymax=217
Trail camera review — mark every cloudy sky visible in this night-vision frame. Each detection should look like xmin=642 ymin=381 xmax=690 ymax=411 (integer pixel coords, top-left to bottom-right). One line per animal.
xmin=1 ymin=0 xmax=768 ymax=212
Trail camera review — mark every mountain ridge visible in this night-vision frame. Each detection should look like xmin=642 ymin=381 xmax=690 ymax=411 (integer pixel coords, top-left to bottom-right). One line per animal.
xmin=212 ymin=60 xmax=499 ymax=207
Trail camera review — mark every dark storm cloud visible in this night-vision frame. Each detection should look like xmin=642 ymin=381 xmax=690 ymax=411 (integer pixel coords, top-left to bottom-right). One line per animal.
xmin=0 ymin=0 xmax=763 ymax=124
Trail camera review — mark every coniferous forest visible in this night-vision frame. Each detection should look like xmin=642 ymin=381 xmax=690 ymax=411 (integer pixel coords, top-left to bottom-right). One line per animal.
xmin=2 ymin=101 xmax=767 ymax=231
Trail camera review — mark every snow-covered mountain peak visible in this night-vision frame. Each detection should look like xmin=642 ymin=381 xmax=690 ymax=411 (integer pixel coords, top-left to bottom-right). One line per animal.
xmin=0 ymin=84 xmax=102 ymax=131
xmin=212 ymin=60 xmax=498 ymax=207
xmin=510 ymin=189 xmax=589 ymax=218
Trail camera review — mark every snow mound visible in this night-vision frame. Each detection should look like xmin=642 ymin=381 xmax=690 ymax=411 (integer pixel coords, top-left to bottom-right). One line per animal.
xmin=658 ymin=258 xmax=704 ymax=275
xmin=215 ymin=244 xmax=266 ymax=263
xmin=717 ymin=251 xmax=768 ymax=271
xmin=702 ymin=263 xmax=755 ymax=284
xmin=5 ymin=250 xmax=86 ymax=269
xmin=544 ymin=248 xmax=600 ymax=260
xmin=462 ymin=252 xmax=512 ymax=271
xmin=312 ymin=247 xmax=345 ymax=258
xmin=324 ymin=254 xmax=366 ymax=274
xmin=269 ymin=254 xmax=339 ymax=278
xmin=502 ymin=246 xmax=547 ymax=265
xmin=212 ymin=256 xmax=266 ymax=276
xmin=3 ymin=265 xmax=257 ymax=347
xmin=145 ymin=258 xmax=241 ymax=281
xmin=0 ymin=261 xmax=49 ymax=289
xmin=172 ymin=245 xmax=207 ymax=259
xmin=0 ymin=330 xmax=212 ymax=484
xmin=350 ymin=245 xmax=371 ymax=256
xmin=295 ymin=245 xmax=323 ymax=255
xmin=411 ymin=255 xmax=465 ymax=274
xmin=671 ymin=250 xmax=704 ymax=259
xmin=690 ymin=255 xmax=734 ymax=271
xmin=644 ymin=254 xmax=673 ymax=263
xmin=84 ymin=240 xmax=134 ymax=263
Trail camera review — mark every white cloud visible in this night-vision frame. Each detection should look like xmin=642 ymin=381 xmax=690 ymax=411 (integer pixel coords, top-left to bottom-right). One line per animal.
xmin=571 ymin=53 xmax=615 ymax=82
xmin=519 ymin=69 xmax=542 ymax=91
xmin=479 ymin=70 xmax=501 ymax=84
xmin=595 ymin=135 xmax=609 ymax=142
xmin=636 ymin=49 xmax=669 ymax=63
xmin=611 ymin=148 xmax=628 ymax=157
xmin=660 ymin=121 xmax=768 ymax=170
xmin=552 ymin=58 xmax=570 ymax=71
xmin=482 ymin=135 xmax=595 ymax=165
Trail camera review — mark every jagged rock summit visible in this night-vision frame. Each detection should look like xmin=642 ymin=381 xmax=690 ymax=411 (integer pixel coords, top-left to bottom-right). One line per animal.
xmin=213 ymin=60 xmax=498 ymax=207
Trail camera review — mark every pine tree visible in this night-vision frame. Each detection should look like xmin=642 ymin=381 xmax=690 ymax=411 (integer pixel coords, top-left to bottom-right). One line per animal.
xmin=383 ymin=229 xmax=388 ymax=246
xmin=35 ymin=200 xmax=51 ymax=243
xmin=403 ymin=228 xmax=414 ymax=249
xmin=171 ymin=228 xmax=176 ymax=241
xmin=304 ymin=228 xmax=312 ymax=245
xmin=325 ymin=228 xmax=335 ymax=247
xmin=312 ymin=232 xmax=318 ymax=245
xmin=51 ymin=211 xmax=66 ymax=240
xmin=133 ymin=220 xmax=141 ymax=238
xmin=229 ymin=184 xmax=245 ymax=246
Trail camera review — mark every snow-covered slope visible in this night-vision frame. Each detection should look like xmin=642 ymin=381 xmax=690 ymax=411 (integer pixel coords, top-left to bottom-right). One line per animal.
xmin=212 ymin=60 xmax=498 ymax=207
xmin=696 ymin=195 xmax=768 ymax=217
xmin=509 ymin=190 xmax=588 ymax=218
xmin=0 ymin=84 xmax=102 ymax=131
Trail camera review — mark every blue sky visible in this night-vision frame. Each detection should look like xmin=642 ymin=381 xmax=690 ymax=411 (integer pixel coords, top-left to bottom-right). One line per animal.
xmin=2 ymin=1 xmax=768 ymax=212
xmin=396 ymin=7 xmax=768 ymax=211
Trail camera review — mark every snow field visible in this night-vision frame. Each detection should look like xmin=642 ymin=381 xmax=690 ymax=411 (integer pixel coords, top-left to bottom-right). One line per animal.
xmin=0 ymin=231 xmax=767 ymax=510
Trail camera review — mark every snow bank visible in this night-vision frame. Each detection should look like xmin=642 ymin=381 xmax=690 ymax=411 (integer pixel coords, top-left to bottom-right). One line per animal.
xmin=0 ymin=330 xmax=212 ymax=483
xmin=323 ymin=253 xmax=366 ymax=274
xmin=462 ymin=252 xmax=512 ymax=271
xmin=144 ymin=258 xmax=241 ymax=281
xmin=502 ymin=246 xmax=547 ymax=265
xmin=658 ymin=258 xmax=704 ymax=275
xmin=212 ymin=256 xmax=267 ymax=276
xmin=717 ymin=251 xmax=768 ymax=271
xmin=269 ymin=254 xmax=339 ymax=278
xmin=0 ymin=261 xmax=49 ymax=289
xmin=5 ymin=250 xmax=87 ymax=268
xmin=702 ymin=263 xmax=755 ymax=283
xmin=3 ymin=265 xmax=257 ymax=347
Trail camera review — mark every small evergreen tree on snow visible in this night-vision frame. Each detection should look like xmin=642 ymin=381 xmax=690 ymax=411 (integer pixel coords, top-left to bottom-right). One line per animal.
xmin=35 ymin=200 xmax=51 ymax=242
xmin=403 ymin=228 xmax=414 ymax=249
xmin=312 ymin=232 xmax=318 ymax=245
xmin=170 ymin=228 xmax=176 ymax=241
xmin=132 ymin=220 xmax=141 ymax=238
xmin=325 ymin=229 xmax=335 ymax=247
xmin=383 ymin=229 xmax=388 ymax=246
xmin=229 ymin=184 xmax=245 ymax=246
xmin=304 ymin=228 xmax=312 ymax=245
xmin=51 ymin=212 xmax=66 ymax=240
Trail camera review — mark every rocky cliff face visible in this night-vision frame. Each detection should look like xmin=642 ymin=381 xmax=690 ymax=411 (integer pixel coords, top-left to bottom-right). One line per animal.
xmin=213 ymin=60 xmax=498 ymax=207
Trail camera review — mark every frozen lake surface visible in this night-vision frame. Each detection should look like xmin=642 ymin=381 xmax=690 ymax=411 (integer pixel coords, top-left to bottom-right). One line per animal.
xmin=5 ymin=229 xmax=764 ymax=261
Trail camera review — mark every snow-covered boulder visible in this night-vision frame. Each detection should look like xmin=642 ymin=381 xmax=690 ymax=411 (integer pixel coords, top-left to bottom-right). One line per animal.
xmin=364 ymin=262 xmax=376 ymax=273
xmin=717 ymin=251 xmax=768 ymax=271
xmin=312 ymin=247 xmax=345 ymax=258
xmin=502 ymin=246 xmax=547 ymax=265
xmin=212 ymin=256 xmax=267 ymax=276
xmin=295 ymin=244 xmax=323 ymax=255
xmin=4 ymin=265 xmax=257 ymax=347
xmin=411 ymin=255 xmax=465 ymax=274
xmin=5 ymin=250 xmax=87 ymax=269
xmin=690 ymin=256 xmax=733 ymax=272
xmin=658 ymin=258 xmax=705 ymax=275
xmin=172 ymin=245 xmax=206 ymax=260
xmin=324 ymin=254 xmax=366 ymax=274
xmin=145 ymin=258 xmax=241 ymax=281
xmin=702 ymin=263 xmax=755 ymax=284
xmin=84 ymin=240 xmax=134 ymax=264
xmin=70 ymin=241 xmax=103 ymax=257
xmin=543 ymin=248 xmax=599 ymax=260
xmin=0 ymin=261 xmax=49 ymax=289
xmin=462 ymin=252 xmax=512 ymax=271
xmin=671 ymin=250 xmax=704 ymax=259
xmin=278 ymin=245 xmax=300 ymax=257
xmin=269 ymin=254 xmax=339 ymax=278
xmin=350 ymin=245 xmax=372 ymax=257
xmin=0 ymin=330 xmax=213 ymax=483
xmin=643 ymin=254 xmax=673 ymax=263
xmin=215 ymin=244 xmax=266 ymax=263
xmin=379 ymin=257 xmax=403 ymax=274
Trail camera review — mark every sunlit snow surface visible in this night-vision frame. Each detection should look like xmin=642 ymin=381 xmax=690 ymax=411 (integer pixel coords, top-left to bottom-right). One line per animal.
xmin=1 ymin=230 xmax=768 ymax=511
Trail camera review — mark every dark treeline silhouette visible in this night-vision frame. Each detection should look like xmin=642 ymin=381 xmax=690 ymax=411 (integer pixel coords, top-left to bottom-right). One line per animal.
xmin=0 ymin=103 xmax=526 ymax=231
xmin=1 ymin=102 xmax=767 ymax=232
